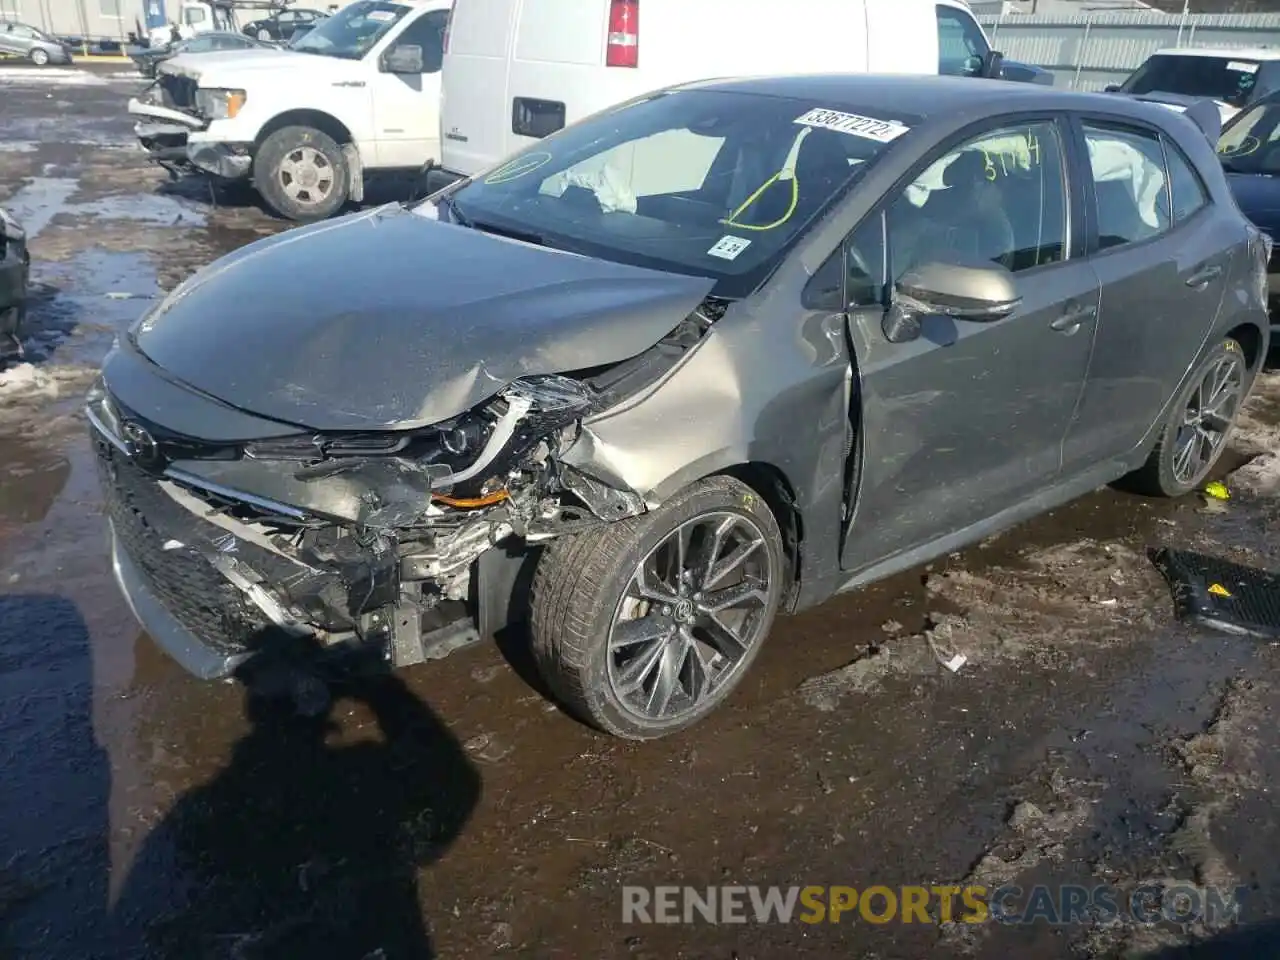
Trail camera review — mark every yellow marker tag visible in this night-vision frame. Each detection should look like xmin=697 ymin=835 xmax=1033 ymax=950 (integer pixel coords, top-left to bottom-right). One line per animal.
xmin=1204 ymin=481 xmax=1230 ymax=500
xmin=1208 ymin=583 xmax=1233 ymax=598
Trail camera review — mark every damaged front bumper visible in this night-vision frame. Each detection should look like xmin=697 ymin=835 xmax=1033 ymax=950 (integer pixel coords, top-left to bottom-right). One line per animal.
xmin=87 ymin=373 xmax=648 ymax=678
xmin=128 ymin=97 xmax=252 ymax=180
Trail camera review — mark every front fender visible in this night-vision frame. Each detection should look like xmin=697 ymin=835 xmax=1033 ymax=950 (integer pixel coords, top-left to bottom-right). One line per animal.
xmin=560 ymin=302 xmax=853 ymax=611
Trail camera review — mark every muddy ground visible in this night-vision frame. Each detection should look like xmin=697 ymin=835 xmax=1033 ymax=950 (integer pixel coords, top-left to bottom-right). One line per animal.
xmin=2 ymin=64 xmax=1280 ymax=960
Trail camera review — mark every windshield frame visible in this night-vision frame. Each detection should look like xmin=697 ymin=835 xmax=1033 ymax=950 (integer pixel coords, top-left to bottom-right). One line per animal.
xmin=433 ymin=87 xmax=918 ymax=300
xmin=288 ymin=0 xmax=409 ymax=61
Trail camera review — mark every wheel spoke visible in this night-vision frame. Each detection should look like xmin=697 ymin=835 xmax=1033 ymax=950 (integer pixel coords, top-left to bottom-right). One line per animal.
xmin=704 ymin=535 xmax=764 ymax=591
xmin=613 ymin=636 xmax=668 ymax=696
xmin=610 ymin=615 xmax=669 ymax=652
xmin=633 ymin=555 xmax=678 ymax=604
xmin=702 ymin=612 xmax=751 ymax=662
xmin=699 ymin=578 xmax=768 ymax=614
xmin=644 ymin=636 xmax=687 ymax=717
xmin=1173 ymin=428 xmax=1197 ymax=481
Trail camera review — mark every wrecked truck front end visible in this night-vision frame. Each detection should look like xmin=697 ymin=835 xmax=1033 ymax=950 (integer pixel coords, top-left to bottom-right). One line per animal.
xmin=128 ymin=59 xmax=254 ymax=180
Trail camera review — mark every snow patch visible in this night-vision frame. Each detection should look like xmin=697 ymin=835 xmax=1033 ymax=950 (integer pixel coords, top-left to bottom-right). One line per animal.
xmin=0 ymin=67 xmax=106 ymax=86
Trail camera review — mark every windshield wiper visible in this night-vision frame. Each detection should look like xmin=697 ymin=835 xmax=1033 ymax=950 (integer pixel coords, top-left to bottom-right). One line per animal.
xmin=435 ymin=192 xmax=472 ymax=227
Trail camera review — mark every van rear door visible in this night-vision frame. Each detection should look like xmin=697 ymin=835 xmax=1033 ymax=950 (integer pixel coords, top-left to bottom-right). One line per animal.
xmin=440 ymin=0 xmax=520 ymax=176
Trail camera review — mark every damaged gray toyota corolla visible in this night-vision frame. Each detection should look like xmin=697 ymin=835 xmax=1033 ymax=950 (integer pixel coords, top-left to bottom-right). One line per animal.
xmin=90 ymin=75 xmax=1270 ymax=738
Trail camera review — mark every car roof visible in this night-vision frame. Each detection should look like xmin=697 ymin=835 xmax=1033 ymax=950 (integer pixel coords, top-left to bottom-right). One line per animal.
xmin=684 ymin=74 xmax=1177 ymax=124
xmin=1151 ymin=46 xmax=1280 ymax=61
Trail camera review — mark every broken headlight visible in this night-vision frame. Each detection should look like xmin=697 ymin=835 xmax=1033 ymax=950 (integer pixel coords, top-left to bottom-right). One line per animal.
xmin=195 ymin=87 xmax=247 ymax=120
xmin=242 ymin=375 xmax=594 ymax=494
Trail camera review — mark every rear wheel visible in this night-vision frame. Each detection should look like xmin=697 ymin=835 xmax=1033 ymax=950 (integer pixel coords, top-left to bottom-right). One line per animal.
xmin=29 ymin=48 xmax=50 ymax=66
xmin=253 ymin=125 xmax=350 ymax=222
xmin=1124 ymin=337 xmax=1249 ymax=497
xmin=530 ymin=476 xmax=786 ymax=740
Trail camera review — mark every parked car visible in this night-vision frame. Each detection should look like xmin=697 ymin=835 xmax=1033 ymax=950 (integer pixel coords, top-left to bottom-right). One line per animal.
xmin=0 ymin=207 xmax=29 ymax=364
xmin=1218 ymin=92 xmax=1280 ymax=335
xmin=90 ymin=76 xmax=1270 ymax=739
xmin=1106 ymin=47 xmax=1280 ymax=125
xmin=128 ymin=0 xmax=450 ymax=221
xmin=129 ymin=30 xmax=277 ymax=78
xmin=0 ymin=21 xmax=73 ymax=66
xmin=241 ymin=7 xmax=327 ymax=43
xmin=431 ymin=0 xmax=1011 ymax=192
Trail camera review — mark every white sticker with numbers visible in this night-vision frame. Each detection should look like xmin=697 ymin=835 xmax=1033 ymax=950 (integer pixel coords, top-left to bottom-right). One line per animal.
xmin=794 ymin=108 xmax=910 ymax=143
xmin=1227 ymin=60 xmax=1260 ymax=74
xmin=707 ymin=235 xmax=751 ymax=260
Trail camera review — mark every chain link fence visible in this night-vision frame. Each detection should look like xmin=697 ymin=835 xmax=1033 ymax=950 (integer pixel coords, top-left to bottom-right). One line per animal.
xmin=976 ymin=11 xmax=1280 ymax=89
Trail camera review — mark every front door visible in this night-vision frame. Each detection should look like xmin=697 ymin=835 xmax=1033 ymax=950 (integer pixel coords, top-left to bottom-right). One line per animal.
xmin=370 ymin=8 xmax=448 ymax=167
xmin=1062 ymin=118 xmax=1231 ymax=471
xmin=841 ymin=117 xmax=1099 ymax=571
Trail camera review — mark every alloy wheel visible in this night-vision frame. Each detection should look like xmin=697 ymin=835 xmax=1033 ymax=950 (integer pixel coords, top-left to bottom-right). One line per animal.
xmin=277 ymin=146 xmax=334 ymax=208
xmin=607 ymin=512 xmax=773 ymax=722
xmin=1173 ymin=351 xmax=1245 ymax=484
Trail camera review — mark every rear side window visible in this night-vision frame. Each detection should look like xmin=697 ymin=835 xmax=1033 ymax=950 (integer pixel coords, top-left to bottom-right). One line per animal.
xmin=1082 ymin=123 xmax=1171 ymax=249
xmin=935 ymin=5 xmax=989 ymax=77
xmin=1163 ymin=139 xmax=1209 ymax=224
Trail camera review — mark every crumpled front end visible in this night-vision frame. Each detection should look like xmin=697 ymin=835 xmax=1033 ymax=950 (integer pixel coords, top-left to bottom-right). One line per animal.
xmin=86 ymin=300 xmax=721 ymax=676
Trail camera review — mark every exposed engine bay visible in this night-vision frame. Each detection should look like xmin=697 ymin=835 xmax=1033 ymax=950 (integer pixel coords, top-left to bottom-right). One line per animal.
xmin=88 ymin=299 xmax=726 ymax=674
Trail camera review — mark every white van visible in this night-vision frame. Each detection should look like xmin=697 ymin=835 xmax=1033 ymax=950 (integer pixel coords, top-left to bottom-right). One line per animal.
xmin=429 ymin=0 xmax=1006 ymax=189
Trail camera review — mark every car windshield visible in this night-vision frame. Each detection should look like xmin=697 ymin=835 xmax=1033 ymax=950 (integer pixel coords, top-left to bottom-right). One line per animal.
xmin=1120 ymin=54 xmax=1262 ymax=107
xmin=1217 ymin=99 xmax=1280 ymax=173
xmin=436 ymin=88 xmax=914 ymax=299
xmin=289 ymin=0 xmax=406 ymax=59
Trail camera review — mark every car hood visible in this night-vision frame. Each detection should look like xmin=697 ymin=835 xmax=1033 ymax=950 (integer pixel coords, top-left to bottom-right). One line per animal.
xmin=159 ymin=48 xmax=342 ymax=83
xmin=128 ymin=205 xmax=716 ymax=432
xmin=1226 ymin=171 xmax=1280 ymax=234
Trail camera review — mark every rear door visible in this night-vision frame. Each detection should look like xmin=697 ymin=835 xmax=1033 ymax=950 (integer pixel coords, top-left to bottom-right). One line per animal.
xmin=439 ymin=0 xmax=522 ymax=174
xmin=839 ymin=116 xmax=1100 ymax=571
xmin=0 ymin=24 xmax=36 ymax=57
xmin=1061 ymin=117 xmax=1231 ymax=470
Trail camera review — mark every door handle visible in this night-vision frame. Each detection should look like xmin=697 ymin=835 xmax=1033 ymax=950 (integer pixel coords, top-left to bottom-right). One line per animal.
xmin=1185 ymin=263 xmax=1223 ymax=288
xmin=1050 ymin=304 xmax=1096 ymax=332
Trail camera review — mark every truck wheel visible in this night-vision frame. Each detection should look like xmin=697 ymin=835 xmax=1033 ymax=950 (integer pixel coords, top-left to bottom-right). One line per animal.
xmin=530 ymin=476 xmax=786 ymax=740
xmin=253 ymin=125 xmax=350 ymax=222
xmin=1123 ymin=337 xmax=1249 ymax=497
xmin=29 ymin=48 xmax=50 ymax=66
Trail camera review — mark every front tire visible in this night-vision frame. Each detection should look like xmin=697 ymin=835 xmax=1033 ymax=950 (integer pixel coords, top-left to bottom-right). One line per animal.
xmin=530 ymin=476 xmax=786 ymax=740
xmin=253 ymin=125 xmax=350 ymax=222
xmin=1124 ymin=337 xmax=1250 ymax=497
xmin=29 ymin=48 xmax=50 ymax=66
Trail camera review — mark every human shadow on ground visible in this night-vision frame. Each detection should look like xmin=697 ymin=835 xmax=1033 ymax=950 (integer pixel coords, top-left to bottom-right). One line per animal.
xmin=109 ymin=638 xmax=482 ymax=959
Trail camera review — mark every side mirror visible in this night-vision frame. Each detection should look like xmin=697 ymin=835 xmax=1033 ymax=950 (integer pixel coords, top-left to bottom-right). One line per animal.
xmin=883 ymin=259 xmax=1021 ymax=343
xmin=981 ymin=49 xmax=1004 ymax=79
xmin=1103 ymin=83 xmax=1120 ymax=93
xmin=381 ymin=42 xmax=423 ymax=74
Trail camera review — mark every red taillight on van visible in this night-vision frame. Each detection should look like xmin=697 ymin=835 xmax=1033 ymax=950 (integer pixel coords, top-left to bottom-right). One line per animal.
xmin=606 ymin=0 xmax=638 ymax=67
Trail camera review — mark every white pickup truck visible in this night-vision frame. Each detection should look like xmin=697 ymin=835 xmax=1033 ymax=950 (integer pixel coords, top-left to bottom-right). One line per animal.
xmin=129 ymin=0 xmax=449 ymax=221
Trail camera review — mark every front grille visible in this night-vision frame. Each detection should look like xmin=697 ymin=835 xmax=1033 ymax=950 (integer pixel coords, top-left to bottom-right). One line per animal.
xmin=159 ymin=73 xmax=197 ymax=110
xmin=95 ymin=436 xmax=268 ymax=657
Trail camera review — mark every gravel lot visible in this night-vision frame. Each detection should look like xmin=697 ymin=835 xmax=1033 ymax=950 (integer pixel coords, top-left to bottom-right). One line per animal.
xmin=2 ymin=63 xmax=1280 ymax=960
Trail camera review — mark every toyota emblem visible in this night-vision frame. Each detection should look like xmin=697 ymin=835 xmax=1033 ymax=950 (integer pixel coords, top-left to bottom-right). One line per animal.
xmin=120 ymin=420 xmax=160 ymax=465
